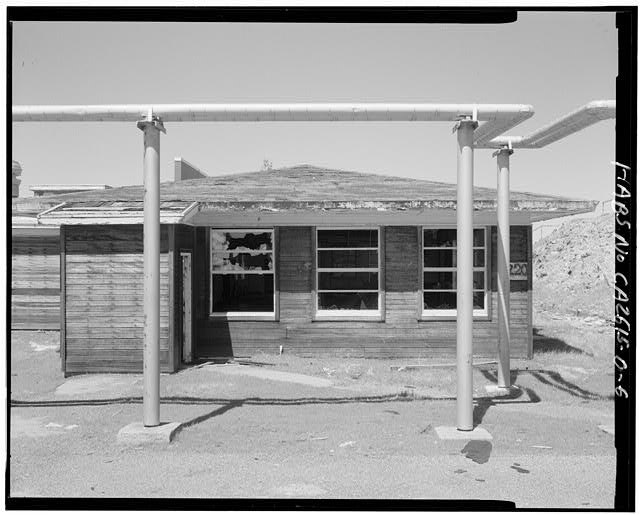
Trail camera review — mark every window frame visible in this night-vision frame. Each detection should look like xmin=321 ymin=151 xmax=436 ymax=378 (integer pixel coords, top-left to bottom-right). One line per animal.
xmin=209 ymin=228 xmax=277 ymax=320
xmin=420 ymin=225 xmax=490 ymax=320
xmin=314 ymin=227 xmax=383 ymax=321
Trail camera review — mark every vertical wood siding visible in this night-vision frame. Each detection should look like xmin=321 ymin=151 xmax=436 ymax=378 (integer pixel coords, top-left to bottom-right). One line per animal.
xmin=11 ymin=234 xmax=61 ymax=330
xmin=63 ymin=225 xmax=172 ymax=374
xmin=194 ymin=225 xmax=533 ymax=360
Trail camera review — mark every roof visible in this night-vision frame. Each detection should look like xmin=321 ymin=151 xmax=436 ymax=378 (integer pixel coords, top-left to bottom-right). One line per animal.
xmin=48 ymin=164 xmax=587 ymax=204
xmin=16 ymin=165 xmax=596 ymax=226
xmin=37 ymin=200 xmax=197 ymax=225
xmin=30 ymin=184 xmax=112 ymax=195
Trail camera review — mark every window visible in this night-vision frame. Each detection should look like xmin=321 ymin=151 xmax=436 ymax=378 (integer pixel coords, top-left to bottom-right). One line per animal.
xmin=422 ymin=227 xmax=487 ymax=317
xmin=210 ymin=229 xmax=275 ymax=317
xmin=316 ymin=228 xmax=380 ymax=317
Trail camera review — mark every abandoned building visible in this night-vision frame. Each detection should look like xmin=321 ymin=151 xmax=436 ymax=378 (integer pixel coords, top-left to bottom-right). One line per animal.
xmin=11 ymin=163 xmax=595 ymax=375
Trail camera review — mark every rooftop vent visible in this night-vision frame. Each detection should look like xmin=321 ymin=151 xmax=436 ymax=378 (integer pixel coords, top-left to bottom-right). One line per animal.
xmin=12 ymin=160 xmax=22 ymax=198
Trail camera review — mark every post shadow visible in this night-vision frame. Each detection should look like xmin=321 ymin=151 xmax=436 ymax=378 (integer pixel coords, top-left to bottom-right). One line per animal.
xmin=532 ymin=327 xmax=590 ymax=355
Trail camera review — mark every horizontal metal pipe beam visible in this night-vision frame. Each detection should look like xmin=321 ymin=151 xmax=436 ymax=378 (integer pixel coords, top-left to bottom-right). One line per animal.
xmin=12 ymin=103 xmax=534 ymax=129
xmin=480 ymin=100 xmax=615 ymax=149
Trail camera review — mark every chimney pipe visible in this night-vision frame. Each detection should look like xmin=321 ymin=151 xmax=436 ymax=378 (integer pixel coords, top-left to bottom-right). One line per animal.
xmin=12 ymin=160 xmax=22 ymax=198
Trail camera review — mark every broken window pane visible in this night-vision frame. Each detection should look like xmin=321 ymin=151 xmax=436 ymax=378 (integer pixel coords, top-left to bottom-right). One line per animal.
xmin=318 ymin=272 xmax=378 ymax=291
xmin=210 ymin=230 xmax=274 ymax=314
xmin=211 ymin=273 xmax=274 ymax=312
xmin=211 ymin=231 xmax=273 ymax=253
xmin=423 ymin=291 xmax=456 ymax=310
xmin=318 ymin=292 xmax=378 ymax=310
xmin=211 ymin=252 xmax=273 ymax=272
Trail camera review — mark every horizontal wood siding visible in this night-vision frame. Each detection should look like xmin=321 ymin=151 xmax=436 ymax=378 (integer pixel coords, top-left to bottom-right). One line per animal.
xmin=63 ymin=225 xmax=172 ymax=374
xmin=11 ymin=235 xmax=61 ymax=330
xmin=278 ymin=227 xmax=313 ymax=323
xmin=385 ymin=226 xmax=420 ymax=323
xmin=489 ymin=225 xmax=532 ymax=356
xmin=194 ymin=224 xmax=533 ymax=360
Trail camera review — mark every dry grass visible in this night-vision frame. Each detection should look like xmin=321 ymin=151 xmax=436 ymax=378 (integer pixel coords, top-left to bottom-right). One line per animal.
xmin=10 ymin=331 xmax=64 ymax=398
xmin=533 ymin=312 xmax=613 ymax=361
xmin=240 ymin=310 xmax=614 ymax=398
xmin=248 ymin=352 xmax=457 ymax=388
xmin=10 ymin=309 xmax=614 ymax=401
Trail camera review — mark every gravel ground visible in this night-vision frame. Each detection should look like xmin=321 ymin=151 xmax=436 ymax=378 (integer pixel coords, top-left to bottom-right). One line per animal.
xmin=9 ymin=329 xmax=615 ymax=508
xmin=533 ymin=212 xmax=614 ymax=323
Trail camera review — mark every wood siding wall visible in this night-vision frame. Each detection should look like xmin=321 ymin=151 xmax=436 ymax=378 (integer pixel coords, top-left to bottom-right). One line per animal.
xmin=63 ymin=225 xmax=173 ymax=375
xmin=195 ymin=225 xmax=532 ymax=360
xmin=11 ymin=234 xmax=61 ymax=330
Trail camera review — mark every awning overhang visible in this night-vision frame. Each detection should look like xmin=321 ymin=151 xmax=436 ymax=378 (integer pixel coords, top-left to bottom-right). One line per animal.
xmin=36 ymin=200 xmax=199 ymax=226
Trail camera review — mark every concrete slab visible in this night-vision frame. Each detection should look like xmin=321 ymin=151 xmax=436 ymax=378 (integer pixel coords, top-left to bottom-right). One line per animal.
xmin=484 ymin=384 xmax=521 ymax=397
xmin=117 ymin=422 xmax=182 ymax=444
xmin=435 ymin=426 xmax=493 ymax=441
xmin=203 ymin=363 xmax=333 ymax=388
xmin=56 ymin=375 xmax=138 ymax=396
xmin=391 ymin=360 xmax=497 ymax=371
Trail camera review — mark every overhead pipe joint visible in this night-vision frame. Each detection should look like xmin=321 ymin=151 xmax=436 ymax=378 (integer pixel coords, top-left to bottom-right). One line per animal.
xmin=479 ymin=100 xmax=615 ymax=149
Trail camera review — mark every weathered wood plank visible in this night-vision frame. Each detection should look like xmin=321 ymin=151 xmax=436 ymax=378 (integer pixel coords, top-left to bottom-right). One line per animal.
xmin=66 ymin=327 xmax=170 ymax=337
xmin=11 ymin=233 xmax=61 ymax=330
xmin=62 ymin=224 xmax=174 ymax=373
xmin=278 ymin=226 xmax=312 ymax=294
xmin=60 ymin=226 xmax=66 ymax=373
xmin=66 ymin=316 xmax=170 ymax=325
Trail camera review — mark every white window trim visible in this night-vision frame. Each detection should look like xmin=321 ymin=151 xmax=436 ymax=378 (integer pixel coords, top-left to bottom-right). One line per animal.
xmin=421 ymin=226 xmax=489 ymax=319
xmin=209 ymin=228 xmax=276 ymax=320
xmin=315 ymin=227 xmax=382 ymax=319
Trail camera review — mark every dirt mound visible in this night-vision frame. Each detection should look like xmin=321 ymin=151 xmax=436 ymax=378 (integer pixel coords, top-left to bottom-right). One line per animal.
xmin=533 ymin=213 xmax=614 ymax=323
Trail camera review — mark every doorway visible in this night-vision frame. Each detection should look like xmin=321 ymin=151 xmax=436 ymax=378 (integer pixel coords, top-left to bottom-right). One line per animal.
xmin=180 ymin=251 xmax=193 ymax=363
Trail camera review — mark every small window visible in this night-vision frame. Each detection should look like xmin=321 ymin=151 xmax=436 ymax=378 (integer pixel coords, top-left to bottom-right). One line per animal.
xmin=210 ymin=229 xmax=275 ymax=317
xmin=422 ymin=227 xmax=488 ymax=317
xmin=316 ymin=228 xmax=380 ymax=317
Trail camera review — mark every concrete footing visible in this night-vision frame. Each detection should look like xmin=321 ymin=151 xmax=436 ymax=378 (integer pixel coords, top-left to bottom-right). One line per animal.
xmin=117 ymin=422 xmax=182 ymax=444
xmin=598 ymin=424 xmax=614 ymax=436
xmin=435 ymin=426 xmax=493 ymax=440
xmin=484 ymin=384 xmax=520 ymax=397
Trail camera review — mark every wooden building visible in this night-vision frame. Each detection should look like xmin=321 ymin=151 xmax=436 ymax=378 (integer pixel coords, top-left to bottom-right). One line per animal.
xmin=12 ymin=195 xmax=64 ymax=330
xmin=27 ymin=165 xmax=595 ymax=375
xmin=10 ymin=157 xmax=200 ymax=332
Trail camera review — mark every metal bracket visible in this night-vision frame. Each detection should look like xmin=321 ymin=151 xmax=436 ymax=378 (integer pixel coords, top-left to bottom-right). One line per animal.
xmin=452 ymin=117 xmax=479 ymax=134
xmin=492 ymin=145 xmax=514 ymax=158
xmin=137 ymin=113 xmax=166 ymax=134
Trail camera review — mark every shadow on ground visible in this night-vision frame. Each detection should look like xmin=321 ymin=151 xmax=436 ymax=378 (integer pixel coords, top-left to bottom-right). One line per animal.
xmin=532 ymin=327 xmax=588 ymax=354
xmin=11 ymin=389 xmax=536 ymax=431
xmin=472 ymin=368 xmax=613 ymax=427
xmin=11 ymin=366 xmax=613 ymax=431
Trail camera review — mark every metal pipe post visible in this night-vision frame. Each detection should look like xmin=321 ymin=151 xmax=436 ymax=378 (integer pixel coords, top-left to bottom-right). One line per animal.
xmin=137 ymin=116 xmax=165 ymax=427
xmin=496 ymin=147 xmax=513 ymax=388
xmin=455 ymin=119 xmax=478 ymax=431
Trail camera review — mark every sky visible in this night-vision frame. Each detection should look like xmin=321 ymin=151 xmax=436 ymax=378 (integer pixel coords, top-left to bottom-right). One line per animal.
xmin=11 ymin=11 xmax=618 ymax=201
